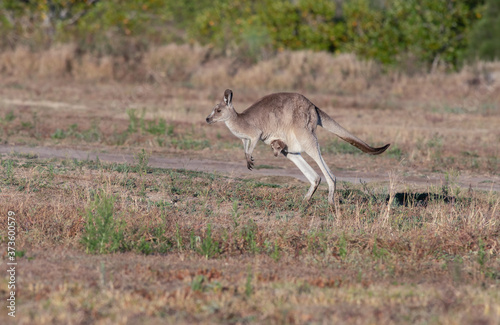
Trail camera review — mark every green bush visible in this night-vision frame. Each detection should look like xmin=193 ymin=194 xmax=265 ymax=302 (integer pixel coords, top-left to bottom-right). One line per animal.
xmin=198 ymin=224 xmax=219 ymax=259
xmin=81 ymin=191 xmax=124 ymax=254
xmin=0 ymin=0 xmax=489 ymax=69
xmin=343 ymin=0 xmax=483 ymax=69
xmin=467 ymin=0 xmax=500 ymax=61
xmin=189 ymin=0 xmax=345 ymax=61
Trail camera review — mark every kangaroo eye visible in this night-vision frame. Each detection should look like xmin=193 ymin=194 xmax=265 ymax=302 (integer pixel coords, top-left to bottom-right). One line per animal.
xmin=216 ymin=108 xmax=221 ymax=113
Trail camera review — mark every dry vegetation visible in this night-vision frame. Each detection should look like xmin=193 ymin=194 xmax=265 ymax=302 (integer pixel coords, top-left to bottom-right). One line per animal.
xmin=0 ymin=45 xmax=499 ymax=324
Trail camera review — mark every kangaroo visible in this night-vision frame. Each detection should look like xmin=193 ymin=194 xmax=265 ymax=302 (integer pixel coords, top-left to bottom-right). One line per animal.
xmin=205 ymin=89 xmax=390 ymax=204
xmin=270 ymin=139 xmax=287 ymax=157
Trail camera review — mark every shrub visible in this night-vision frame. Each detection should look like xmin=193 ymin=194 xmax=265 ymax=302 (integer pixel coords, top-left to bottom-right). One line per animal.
xmin=467 ymin=0 xmax=500 ymax=61
xmin=189 ymin=0 xmax=345 ymax=62
xmin=0 ymin=0 xmax=488 ymax=70
xmin=81 ymin=191 xmax=124 ymax=254
xmin=343 ymin=0 xmax=484 ymax=69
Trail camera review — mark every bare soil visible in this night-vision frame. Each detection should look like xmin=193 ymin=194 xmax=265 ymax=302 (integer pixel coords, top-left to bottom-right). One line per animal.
xmin=1 ymin=144 xmax=499 ymax=192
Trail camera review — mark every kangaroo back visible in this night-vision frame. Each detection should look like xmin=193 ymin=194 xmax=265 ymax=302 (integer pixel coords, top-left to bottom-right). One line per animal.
xmin=316 ymin=108 xmax=389 ymax=155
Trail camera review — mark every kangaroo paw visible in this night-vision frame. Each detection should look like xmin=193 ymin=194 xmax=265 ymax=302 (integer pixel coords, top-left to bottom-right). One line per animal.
xmin=247 ymin=160 xmax=254 ymax=170
xmin=245 ymin=154 xmax=255 ymax=170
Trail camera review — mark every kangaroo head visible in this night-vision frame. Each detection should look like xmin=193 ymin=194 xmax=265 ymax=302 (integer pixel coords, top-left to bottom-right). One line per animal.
xmin=206 ymin=89 xmax=234 ymax=124
xmin=271 ymin=139 xmax=287 ymax=157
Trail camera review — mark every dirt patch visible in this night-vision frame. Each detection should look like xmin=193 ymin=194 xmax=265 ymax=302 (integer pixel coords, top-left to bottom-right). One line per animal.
xmin=2 ymin=144 xmax=499 ymax=192
xmin=1 ymin=98 xmax=87 ymax=110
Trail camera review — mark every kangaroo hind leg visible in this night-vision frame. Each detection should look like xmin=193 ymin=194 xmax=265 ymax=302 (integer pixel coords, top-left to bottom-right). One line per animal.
xmin=304 ymin=143 xmax=336 ymax=205
xmin=286 ymin=154 xmax=321 ymax=202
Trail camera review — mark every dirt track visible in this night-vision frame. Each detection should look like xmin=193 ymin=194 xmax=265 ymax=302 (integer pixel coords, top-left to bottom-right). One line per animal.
xmin=1 ymin=144 xmax=499 ymax=192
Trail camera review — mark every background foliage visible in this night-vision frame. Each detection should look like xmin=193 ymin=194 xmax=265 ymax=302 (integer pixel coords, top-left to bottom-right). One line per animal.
xmin=0 ymin=0 xmax=496 ymax=70
xmin=467 ymin=0 xmax=500 ymax=61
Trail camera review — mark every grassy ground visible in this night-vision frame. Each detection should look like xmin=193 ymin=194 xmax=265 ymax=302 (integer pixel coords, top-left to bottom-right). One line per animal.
xmin=0 ymin=153 xmax=499 ymax=324
xmin=0 ymin=70 xmax=499 ymax=324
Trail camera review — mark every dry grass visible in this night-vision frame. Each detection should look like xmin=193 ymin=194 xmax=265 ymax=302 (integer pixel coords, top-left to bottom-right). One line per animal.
xmin=0 ymin=44 xmax=500 ymax=324
xmin=144 ymin=44 xmax=209 ymax=84
xmin=1 ymin=43 xmax=500 ymax=104
xmin=0 ymin=153 xmax=499 ymax=324
xmin=232 ymin=51 xmax=380 ymax=94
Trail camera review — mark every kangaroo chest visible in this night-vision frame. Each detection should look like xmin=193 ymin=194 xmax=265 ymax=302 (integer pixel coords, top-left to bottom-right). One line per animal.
xmin=225 ymin=120 xmax=255 ymax=140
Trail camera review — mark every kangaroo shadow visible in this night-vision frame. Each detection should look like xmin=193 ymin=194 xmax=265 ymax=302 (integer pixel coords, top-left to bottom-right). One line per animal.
xmin=390 ymin=192 xmax=456 ymax=207
xmin=337 ymin=188 xmax=458 ymax=207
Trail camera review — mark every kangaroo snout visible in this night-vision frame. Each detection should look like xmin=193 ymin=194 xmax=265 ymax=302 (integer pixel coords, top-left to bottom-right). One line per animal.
xmin=205 ymin=113 xmax=214 ymax=124
xmin=206 ymin=116 xmax=216 ymax=124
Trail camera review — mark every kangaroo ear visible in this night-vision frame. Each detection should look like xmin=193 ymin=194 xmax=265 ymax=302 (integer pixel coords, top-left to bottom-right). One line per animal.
xmin=223 ymin=89 xmax=233 ymax=105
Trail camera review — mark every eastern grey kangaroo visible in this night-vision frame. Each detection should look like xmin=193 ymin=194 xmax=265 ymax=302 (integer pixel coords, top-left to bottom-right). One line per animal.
xmin=206 ymin=89 xmax=390 ymax=204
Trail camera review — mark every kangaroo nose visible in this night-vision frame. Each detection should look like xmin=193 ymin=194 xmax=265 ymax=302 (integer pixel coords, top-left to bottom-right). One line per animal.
xmin=206 ymin=117 xmax=210 ymax=123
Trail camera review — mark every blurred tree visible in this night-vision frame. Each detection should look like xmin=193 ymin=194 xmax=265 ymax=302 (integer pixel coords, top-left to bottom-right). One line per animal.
xmin=68 ymin=0 xmax=172 ymax=55
xmin=0 ymin=0 xmax=100 ymax=48
xmin=190 ymin=0 xmax=345 ymax=61
xmin=63 ymin=0 xmax=215 ymax=55
xmin=259 ymin=0 xmax=344 ymax=52
xmin=0 ymin=0 xmax=211 ymax=52
xmin=343 ymin=0 xmax=484 ymax=70
xmin=342 ymin=0 xmax=393 ymax=63
xmin=0 ymin=0 xmax=491 ymax=69
xmin=42 ymin=0 xmax=100 ymax=39
xmin=1 ymin=0 xmax=39 ymax=48
xmin=190 ymin=0 xmax=274 ymax=60
xmin=467 ymin=0 xmax=500 ymax=61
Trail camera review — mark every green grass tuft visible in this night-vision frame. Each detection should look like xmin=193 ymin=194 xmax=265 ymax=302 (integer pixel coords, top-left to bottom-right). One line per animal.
xmin=81 ymin=190 xmax=124 ymax=254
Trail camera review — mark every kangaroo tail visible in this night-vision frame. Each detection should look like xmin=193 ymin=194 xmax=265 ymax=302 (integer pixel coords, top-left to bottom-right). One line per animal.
xmin=316 ymin=107 xmax=390 ymax=155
